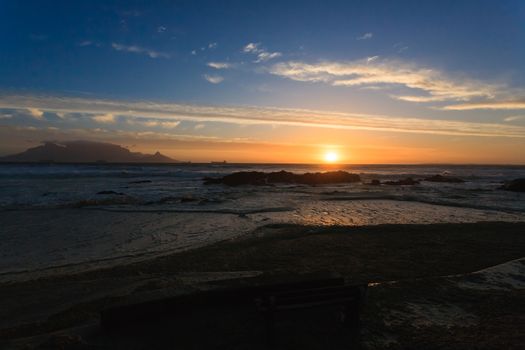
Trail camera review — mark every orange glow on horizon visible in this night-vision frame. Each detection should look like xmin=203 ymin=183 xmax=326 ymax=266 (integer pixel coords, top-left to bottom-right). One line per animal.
xmin=6 ymin=124 xmax=525 ymax=164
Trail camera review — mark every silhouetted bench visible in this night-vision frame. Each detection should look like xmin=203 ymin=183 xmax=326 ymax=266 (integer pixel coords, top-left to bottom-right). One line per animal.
xmin=100 ymin=275 xmax=366 ymax=345
xmin=255 ymin=282 xmax=365 ymax=344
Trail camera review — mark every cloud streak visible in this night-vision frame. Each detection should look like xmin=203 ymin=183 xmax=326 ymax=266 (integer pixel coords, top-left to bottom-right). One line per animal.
xmin=442 ymin=101 xmax=525 ymax=111
xmin=2 ymin=94 xmax=525 ymax=138
xmin=78 ymin=40 xmax=92 ymax=47
xmin=203 ymin=74 xmax=224 ymax=84
xmin=207 ymin=62 xmax=232 ymax=69
xmin=111 ymin=43 xmax=170 ymax=59
xmin=92 ymin=113 xmax=115 ymax=123
xmin=28 ymin=108 xmax=44 ymax=120
xmin=243 ymin=42 xmax=282 ymax=63
xmin=133 ymin=119 xmax=180 ymax=128
xmin=269 ymin=59 xmax=502 ymax=103
xmin=504 ymin=115 xmax=525 ymax=122
xmin=357 ymin=32 xmax=373 ymax=40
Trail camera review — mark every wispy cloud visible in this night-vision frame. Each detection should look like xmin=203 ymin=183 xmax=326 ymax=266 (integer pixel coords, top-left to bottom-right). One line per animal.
xmin=366 ymin=56 xmax=379 ymax=63
xmin=190 ymin=42 xmax=218 ymax=56
xmin=270 ymin=59 xmax=502 ymax=103
xmin=243 ymin=42 xmax=282 ymax=63
xmin=442 ymin=101 xmax=525 ymax=111
xmin=160 ymin=121 xmax=181 ymax=128
xmin=140 ymin=120 xmax=159 ymax=127
xmin=393 ymin=42 xmax=408 ymax=53
xmin=357 ymin=32 xmax=373 ymax=40
xmin=157 ymin=26 xmax=166 ymax=33
xmin=78 ymin=40 xmax=92 ymax=47
xmin=28 ymin=108 xmax=44 ymax=120
xmin=133 ymin=119 xmax=180 ymax=128
xmin=255 ymin=52 xmax=282 ymax=63
xmin=504 ymin=115 xmax=525 ymax=122
xmin=92 ymin=113 xmax=115 ymax=123
xmin=2 ymin=94 xmax=525 ymax=138
xmin=0 ymin=125 xmax=252 ymax=150
xmin=203 ymin=74 xmax=224 ymax=84
xmin=243 ymin=43 xmax=260 ymax=53
xmin=111 ymin=43 xmax=170 ymax=59
xmin=207 ymin=62 xmax=232 ymax=69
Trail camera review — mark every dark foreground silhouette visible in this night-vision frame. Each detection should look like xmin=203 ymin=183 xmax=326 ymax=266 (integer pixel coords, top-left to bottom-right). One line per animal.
xmin=101 ymin=276 xmax=365 ymax=348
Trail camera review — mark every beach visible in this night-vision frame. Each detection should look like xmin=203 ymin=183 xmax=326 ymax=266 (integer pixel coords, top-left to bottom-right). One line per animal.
xmin=1 ymin=221 xmax=525 ymax=349
xmin=1 ymin=164 xmax=524 ymax=349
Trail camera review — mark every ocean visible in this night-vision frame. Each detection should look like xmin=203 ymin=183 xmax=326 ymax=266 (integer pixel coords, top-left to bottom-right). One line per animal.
xmin=1 ymin=163 xmax=524 ymax=281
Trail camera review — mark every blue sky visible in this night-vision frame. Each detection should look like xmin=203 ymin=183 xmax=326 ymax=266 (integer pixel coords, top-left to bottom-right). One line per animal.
xmin=1 ymin=0 xmax=525 ymax=163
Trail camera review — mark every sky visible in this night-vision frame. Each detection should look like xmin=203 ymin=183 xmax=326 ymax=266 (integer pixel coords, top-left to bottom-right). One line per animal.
xmin=1 ymin=0 xmax=525 ymax=163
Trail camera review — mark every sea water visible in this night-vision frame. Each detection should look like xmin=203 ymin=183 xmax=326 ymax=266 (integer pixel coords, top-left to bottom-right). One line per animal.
xmin=0 ymin=163 xmax=524 ymax=281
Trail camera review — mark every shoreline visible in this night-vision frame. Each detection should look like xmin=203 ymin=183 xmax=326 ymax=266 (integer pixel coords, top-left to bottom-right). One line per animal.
xmin=1 ymin=221 xmax=525 ymax=347
xmin=2 ymin=199 xmax=525 ymax=283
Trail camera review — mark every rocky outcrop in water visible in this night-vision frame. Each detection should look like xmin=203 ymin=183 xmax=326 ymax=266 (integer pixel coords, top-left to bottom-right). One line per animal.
xmin=96 ymin=190 xmax=125 ymax=195
xmin=383 ymin=178 xmax=420 ymax=186
xmin=204 ymin=170 xmax=361 ymax=186
xmin=129 ymin=180 xmax=153 ymax=184
xmin=423 ymin=175 xmax=465 ymax=183
xmin=500 ymin=178 xmax=525 ymax=192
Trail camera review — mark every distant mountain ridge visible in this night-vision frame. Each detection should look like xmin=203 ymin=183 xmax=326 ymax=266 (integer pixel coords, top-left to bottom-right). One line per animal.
xmin=0 ymin=141 xmax=178 ymax=163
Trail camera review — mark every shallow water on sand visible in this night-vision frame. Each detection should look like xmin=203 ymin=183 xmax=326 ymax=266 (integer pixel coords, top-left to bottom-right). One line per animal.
xmin=0 ymin=164 xmax=524 ymax=281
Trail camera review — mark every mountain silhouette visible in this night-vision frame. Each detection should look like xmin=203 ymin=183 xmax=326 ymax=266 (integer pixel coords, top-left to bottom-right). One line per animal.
xmin=0 ymin=141 xmax=177 ymax=163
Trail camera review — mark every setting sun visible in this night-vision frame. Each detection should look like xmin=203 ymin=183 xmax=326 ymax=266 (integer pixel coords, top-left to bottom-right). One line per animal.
xmin=324 ymin=151 xmax=339 ymax=163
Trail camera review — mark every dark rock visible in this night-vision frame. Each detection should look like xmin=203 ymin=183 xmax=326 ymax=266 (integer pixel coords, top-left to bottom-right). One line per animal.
xmin=180 ymin=196 xmax=198 ymax=203
xmin=267 ymin=170 xmax=298 ymax=183
xmin=129 ymin=180 xmax=152 ymax=184
xmin=202 ymin=176 xmax=223 ymax=185
xmin=96 ymin=190 xmax=125 ymax=195
xmin=321 ymin=190 xmax=347 ymax=195
xmin=500 ymin=178 xmax=525 ymax=192
xmin=423 ymin=174 xmax=464 ymax=183
xmin=368 ymin=179 xmax=381 ymax=186
xmin=298 ymin=171 xmax=361 ymax=185
xmin=204 ymin=170 xmax=361 ymax=186
xmin=384 ymin=178 xmax=420 ymax=186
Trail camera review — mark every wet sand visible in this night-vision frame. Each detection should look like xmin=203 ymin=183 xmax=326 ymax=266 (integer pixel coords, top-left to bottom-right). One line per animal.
xmin=1 ymin=221 xmax=525 ymax=349
xmin=2 ymin=201 xmax=524 ymax=282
